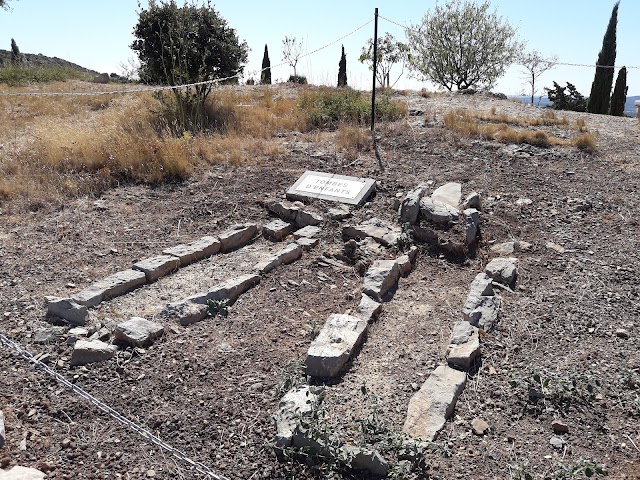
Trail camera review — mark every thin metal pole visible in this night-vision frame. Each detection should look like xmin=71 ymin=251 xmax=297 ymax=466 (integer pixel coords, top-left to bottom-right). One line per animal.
xmin=371 ymin=7 xmax=379 ymax=131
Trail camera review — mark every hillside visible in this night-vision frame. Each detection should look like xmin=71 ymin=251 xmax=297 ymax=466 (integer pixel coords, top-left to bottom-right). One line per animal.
xmin=0 ymin=84 xmax=639 ymax=479
xmin=0 ymin=49 xmax=99 ymax=75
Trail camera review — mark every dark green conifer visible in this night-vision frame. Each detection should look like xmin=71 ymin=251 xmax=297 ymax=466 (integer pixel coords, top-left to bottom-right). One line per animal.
xmin=609 ymin=66 xmax=627 ymax=116
xmin=261 ymin=44 xmax=271 ymax=84
xmin=337 ymin=45 xmax=347 ymax=87
xmin=587 ymin=1 xmax=619 ymax=114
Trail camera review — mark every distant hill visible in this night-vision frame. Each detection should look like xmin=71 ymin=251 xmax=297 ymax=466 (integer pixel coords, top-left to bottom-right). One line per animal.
xmin=511 ymin=95 xmax=639 ymax=117
xmin=0 ymin=50 xmax=99 ymax=76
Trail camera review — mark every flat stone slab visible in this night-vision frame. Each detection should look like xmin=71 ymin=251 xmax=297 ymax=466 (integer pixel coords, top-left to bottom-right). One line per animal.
xmin=287 ymin=170 xmax=376 ymax=206
xmin=462 ymin=273 xmax=495 ymax=319
xmin=186 ymin=273 xmax=261 ymax=305
xmin=218 ymin=224 xmax=258 ymax=253
xmin=464 ymin=208 xmax=480 ymax=246
xmin=273 ymin=385 xmax=322 ymax=449
xmin=161 ymin=301 xmax=209 ymax=326
xmin=343 ymin=218 xmax=401 ymax=247
xmin=34 ymin=326 xmax=67 ymax=344
xmin=133 ymin=255 xmax=180 ymax=282
xmin=114 ymin=317 xmax=164 ymax=346
xmin=485 ymin=257 xmax=518 ymax=287
xmin=362 ymin=260 xmax=401 ymax=301
xmin=45 ymin=296 xmax=88 ymax=325
xmin=447 ymin=321 xmax=481 ymax=369
xmin=431 ymin=182 xmax=462 ymax=207
xmin=72 ymin=269 xmax=146 ymax=307
xmin=403 ymin=365 xmax=467 ymax=440
xmin=263 ymin=219 xmax=294 ymax=241
xmin=163 ymin=236 xmax=221 ymax=266
xmin=296 ymin=237 xmax=319 ymax=251
xmin=70 ymin=339 xmax=116 ymax=366
xmin=399 ymin=183 xmax=429 ymax=224
xmin=0 ymin=466 xmax=46 ymax=480
xmin=293 ymin=225 xmax=321 ymax=239
xmin=254 ymin=243 xmax=302 ymax=274
xmin=420 ymin=197 xmax=460 ymax=224
xmin=355 ymin=294 xmax=382 ymax=321
xmin=306 ymin=314 xmax=368 ymax=377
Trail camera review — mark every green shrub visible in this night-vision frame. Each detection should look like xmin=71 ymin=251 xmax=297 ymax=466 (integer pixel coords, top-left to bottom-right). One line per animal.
xmin=287 ymin=75 xmax=307 ymax=84
xmin=298 ymin=87 xmax=404 ymax=128
xmin=0 ymin=65 xmax=91 ymax=86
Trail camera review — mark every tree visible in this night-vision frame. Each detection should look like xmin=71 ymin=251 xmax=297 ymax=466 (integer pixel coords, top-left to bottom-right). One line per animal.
xmin=359 ymin=33 xmax=408 ymax=88
xmin=587 ymin=1 xmax=619 ymax=114
xmin=337 ymin=45 xmax=347 ymax=87
xmin=406 ymin=0 xmax=522 ymax=91
xmin=260 ymin=44 xmax=271 ymax=84
xmin=609 ymin=66 xmax=627 ymax=116
xmin=282 ymin=36 xmax=303 ymax=79
xmin=131 ymin=0 xmax=248 ymax=133
xmin=1 ymin=1 xmax=13 ymax=10
xmin=519 ymin=50 xmax=557 ymax=105
xmin=545 ymin=82 xmax=587 ymax=112
xmin=10 ymin=38 xmax=24 ymax=65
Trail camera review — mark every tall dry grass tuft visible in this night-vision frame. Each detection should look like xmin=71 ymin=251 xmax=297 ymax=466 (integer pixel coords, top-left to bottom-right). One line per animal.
xmin=574 ymin=133 xmax=597 ymax=154
xmin=336 ymin=124 xmax=371 ymax=161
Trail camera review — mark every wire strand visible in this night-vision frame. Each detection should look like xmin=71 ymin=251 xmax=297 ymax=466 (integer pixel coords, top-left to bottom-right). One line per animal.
xmin=0 ymin=333 xmax=228 ymax=480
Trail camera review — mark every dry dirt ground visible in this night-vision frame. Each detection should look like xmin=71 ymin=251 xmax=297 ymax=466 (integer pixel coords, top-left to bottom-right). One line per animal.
xmin=1 ymin=90 xmax=640 ymax=479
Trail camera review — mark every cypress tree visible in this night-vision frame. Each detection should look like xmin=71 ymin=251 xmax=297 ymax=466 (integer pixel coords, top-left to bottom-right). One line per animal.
xmin=260 ymin=44 xmax=271 ymax=84
xmin=337 ymin=44 xmax=347 ymax=87
xmin=609 ymin=66 xmax=627 ymax=116
xmin=587 ymin=1 xmax=619 ymax=114
xmin=10 ymin=38 xmax=23 ymax=65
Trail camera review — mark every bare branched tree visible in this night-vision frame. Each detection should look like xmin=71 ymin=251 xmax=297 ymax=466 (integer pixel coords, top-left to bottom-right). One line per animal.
xmin=519 ymin=50 xmax=558 ymax=105
xmin=282 ymin=36 xmax=304 ymax=78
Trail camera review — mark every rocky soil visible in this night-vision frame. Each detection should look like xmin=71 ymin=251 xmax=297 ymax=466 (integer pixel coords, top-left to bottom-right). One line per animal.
xmin=1 ymin=90 xmax=639 ymax=479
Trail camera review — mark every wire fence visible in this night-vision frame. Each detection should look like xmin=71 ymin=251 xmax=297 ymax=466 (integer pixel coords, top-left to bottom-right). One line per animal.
xmin=0 ymin=332 xmax=228 ymax=479
xmin=0 ymin=19 xmax=372 ymax=98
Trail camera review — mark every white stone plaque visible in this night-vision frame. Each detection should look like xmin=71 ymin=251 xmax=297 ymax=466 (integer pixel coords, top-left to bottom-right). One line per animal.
xmin=287 ymin=171 xmax=376 ymax=205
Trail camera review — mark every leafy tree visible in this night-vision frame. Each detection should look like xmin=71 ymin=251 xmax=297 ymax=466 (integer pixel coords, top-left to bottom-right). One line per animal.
xmin=1 ymin=0 xmax=13 ymax=10
xmin=282 ymin=36 xmax=303 ymax=78
xmin=609 ymin=66 xmax=627 ymax=116
xmin=406 ymin=0 xmax=522 ymax=91
xmin=587 ymin=1 xmax=619 ymax=114
xmin=337 ymin=45 xmax=347 ymax=87
xmin=260 ymin=44 xmax=271 ymax=84
xmin=10 ymin=38 xmax=24 ymax=65
xmin=131 ymin=0 xmax=248 ymax=133
xmin=519 ymin=50 xmax=557 ymax=105
xmin=359 ymin=33 xmax=408 ymax=88
xmin=545 ymin=82 xmax=587 ymax=112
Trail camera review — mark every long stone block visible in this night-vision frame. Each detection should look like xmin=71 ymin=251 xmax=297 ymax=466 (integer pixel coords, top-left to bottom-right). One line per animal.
xmin=306 ymin=314 xmax=368 ymax=378
xmin=133 ymin=255 xmax=180 ymax=282
xmin=263 ymin=219 xmax=295 ymax=241
xmin=254 ymin=243 xmax=302 ymax=274
xmin=114 ymin=317 xmax=164 ymax=346
xmin=70 ymin=339 xmax=116 ymax=366
xmin=186 ymin=273 xmax=261 ymax=305
xmin=362 ymin=260 xmax=401 ymax=301
xmin=399 ymin=183 xmax=429 ymax=224
xmin=462 ymin=273 xmax=494 ymax=319
xmin=161 ymin=301 xmax=209 ymax=326
xmin=354 ymin=294 xmax=382 ymax=321
xmin=446 ymin=321 xmax=480 ymax=369
xmin=163 ymin=236 xmax=221 ymax=266
xmin=72 ymin=269 xmax=146 ymax=307
xmin=218 ymin=224 xmax=258 ymax=252
xmin=403 ymin=365 xmax=467 ymax=440
xmin=467 ymin=295 xmax=502 ymax=331
xmin=45 ymin=296 xmax=88 ymax=325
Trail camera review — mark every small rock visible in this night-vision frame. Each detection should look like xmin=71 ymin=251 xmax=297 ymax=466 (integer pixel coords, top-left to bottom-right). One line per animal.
xmin=326 ymin=207 xmax=351 ymax=220
xmin=293 ymin=225 xmax=321 ymax=239
xmin=420 ymin=197 xmax=460 ymax=224
xmin=33 ymin=326 xmax=67 ymax=344
xmin=546 ymin=241 xmax=566 ymax=254
xmin=362 ymin=259 xmax=401 ymax=301
xmin=462 ymin=191 xmax=481 ymax=210
xmin=45 ymin=296 xmax=88 ymax=325
xmin=615 ymin=328 xmax=630 ymax=339
xmin=0 ymin=466 xmax=45 ymax=480
xmin=296 ymin=236 xmax=319 ymax=251
xmin=263 ymin=219 xmax=294 ymax=241
xmin=490 ymin=242 xmax=515 ymax=255
xmin=273 ymin=386 xmax=322 ymax=449
xmin=114 ymin=317 xmax=164 ymax=347
xmin=550 ymin=436 xmax=565 ymax=449
xmin=431 ymin=182 xmax=462 ymax=207
xmin=516 ymin=198 xmax=533 ymax=206
xmin=485 ymin=257 xmax=518 ymax=287
xmin=551 ymin=420 xmax=569 ymax=434
xmin=471 ymin=418 xmax=490 ymax=435
xmin=70 ymin=339 xmax=116 ymax=366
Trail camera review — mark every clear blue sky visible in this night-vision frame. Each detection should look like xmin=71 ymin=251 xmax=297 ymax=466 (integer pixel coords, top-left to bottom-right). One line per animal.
xmin=1 ymin=0 xmax=638 ymax=95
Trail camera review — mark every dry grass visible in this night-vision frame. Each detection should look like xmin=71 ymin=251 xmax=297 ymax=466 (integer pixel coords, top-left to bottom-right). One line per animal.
xmin=0 ymin=84 xmax=298 ymax=206
xmin=336 ymin=124 xmax=371 ymax=161
xmin=443 ymin=108 xmax=596 ymax=152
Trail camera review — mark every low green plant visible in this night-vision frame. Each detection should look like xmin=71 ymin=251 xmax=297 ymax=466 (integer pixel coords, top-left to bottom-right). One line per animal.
xmin=298 ymin=87 xmax=405 ymax=129
xmin=554 ymin=460 xmax=608 ymax=478
xmin=0 ymin=65 xmax=91 ymax=86
xmin=206 ymin=299 xmax=228 ymax=318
